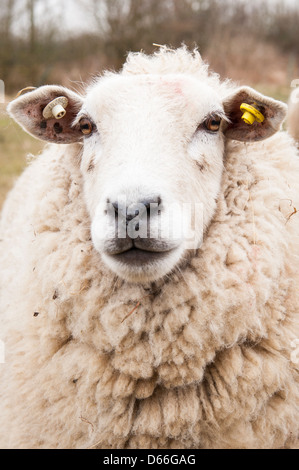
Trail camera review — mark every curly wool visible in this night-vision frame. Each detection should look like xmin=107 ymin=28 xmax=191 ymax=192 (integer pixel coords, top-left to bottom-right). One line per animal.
xmin=0 ymin=49 xmax=299 ymax=449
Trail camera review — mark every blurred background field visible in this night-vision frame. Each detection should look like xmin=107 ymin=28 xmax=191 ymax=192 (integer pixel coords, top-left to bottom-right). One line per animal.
xmin=1 ymin=0 xmax=299 ymax=209
xmin=0 ymin=105 xmax=43 ymax=207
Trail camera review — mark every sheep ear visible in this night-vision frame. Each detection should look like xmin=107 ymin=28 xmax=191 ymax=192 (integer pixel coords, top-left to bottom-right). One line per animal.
xmin=222 ymin=86 xmax=287 ymax=142
xmin=7 ymin=85 xmax=84 ymax=144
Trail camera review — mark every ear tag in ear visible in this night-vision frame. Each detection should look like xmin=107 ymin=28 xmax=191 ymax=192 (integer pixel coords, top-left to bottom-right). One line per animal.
xmin=240 ymin=103 xmax=265 ymax=125
xmin=42 ymin=96 xmax=68 ymax=120
xmin=15 ymin=86 xmax=36 ymax=98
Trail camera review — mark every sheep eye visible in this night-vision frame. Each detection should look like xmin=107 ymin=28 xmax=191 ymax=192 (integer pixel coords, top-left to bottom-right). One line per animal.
xmin=79 ymin=117 xmax=93 ymax=135
xmin=204 ymin=116 xmax=221 ymax=132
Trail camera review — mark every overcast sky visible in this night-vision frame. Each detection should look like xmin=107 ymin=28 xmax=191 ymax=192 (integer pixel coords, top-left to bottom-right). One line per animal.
xmin=50 ymin=0 xmax=93 ymax=35
xmin=11 ymin=0 xmax=97 ymax=36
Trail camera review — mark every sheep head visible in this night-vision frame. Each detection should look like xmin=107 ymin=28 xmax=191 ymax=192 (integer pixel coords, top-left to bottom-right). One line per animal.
xmin=7 ymin=67 xmax=287 ymax=283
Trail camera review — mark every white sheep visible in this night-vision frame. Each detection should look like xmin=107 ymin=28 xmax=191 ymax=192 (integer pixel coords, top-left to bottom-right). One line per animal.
xmin=0 ymin=47 xmax=299 ymax=449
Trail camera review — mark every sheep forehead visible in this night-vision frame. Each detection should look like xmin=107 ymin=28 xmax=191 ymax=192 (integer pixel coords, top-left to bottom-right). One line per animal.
xmin=83 ymin=74 xmax=223 ymax=127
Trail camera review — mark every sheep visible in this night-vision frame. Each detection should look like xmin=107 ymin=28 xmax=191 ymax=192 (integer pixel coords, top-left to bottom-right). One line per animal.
xmin=288 ymin=86 xmax=299 ymax=144
xmin=0 ymin=46 xmax=299 ymax=449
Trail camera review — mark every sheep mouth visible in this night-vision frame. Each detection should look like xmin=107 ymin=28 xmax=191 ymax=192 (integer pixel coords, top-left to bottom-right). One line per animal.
xmin=101 ymin=241 xmax=184 ymax=281
xmin=110 ymin=247 xmax=174 ymax=265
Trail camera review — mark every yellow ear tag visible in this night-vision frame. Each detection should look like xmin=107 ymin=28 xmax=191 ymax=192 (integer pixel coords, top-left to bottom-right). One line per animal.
xmin=240 ymin=103 xmax=265 ymax=125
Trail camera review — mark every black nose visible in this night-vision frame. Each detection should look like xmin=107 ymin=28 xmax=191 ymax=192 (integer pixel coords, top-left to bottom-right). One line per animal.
xmin=111 ymin=195 xmax=162 ymax=222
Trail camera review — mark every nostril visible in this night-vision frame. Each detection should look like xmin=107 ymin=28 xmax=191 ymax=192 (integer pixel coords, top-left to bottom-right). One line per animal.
xmin=108 ymin=195 xmax=162 ymax=221
xmin=140 ymin=196 xmax=162 ymax=211
xmin=112 ymin=201 xmax=118 ymax=214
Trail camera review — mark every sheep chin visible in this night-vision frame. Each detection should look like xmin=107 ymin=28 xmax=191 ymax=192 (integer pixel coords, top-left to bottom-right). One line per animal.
xmin=101 ymin=245 xmax=184 ymax=283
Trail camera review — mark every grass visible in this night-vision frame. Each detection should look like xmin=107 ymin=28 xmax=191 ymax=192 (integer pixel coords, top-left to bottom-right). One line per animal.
xmin=0 ymin=103 xmax=43 ymax=209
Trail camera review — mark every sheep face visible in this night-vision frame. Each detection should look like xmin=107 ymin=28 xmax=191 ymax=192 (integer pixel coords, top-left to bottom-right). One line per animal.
xmin=78 ymin=75 xmax=226 ymax=282
xmin=7 ymin=52 xmax=287 ymax=284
